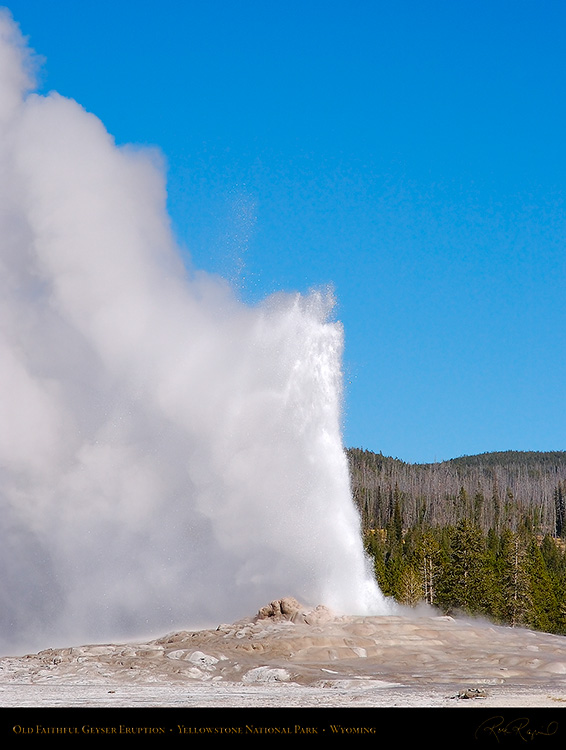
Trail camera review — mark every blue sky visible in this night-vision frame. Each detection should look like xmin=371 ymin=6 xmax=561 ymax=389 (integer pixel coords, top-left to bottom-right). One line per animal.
xmin=6 ymin=0 xmax=565 ymax=463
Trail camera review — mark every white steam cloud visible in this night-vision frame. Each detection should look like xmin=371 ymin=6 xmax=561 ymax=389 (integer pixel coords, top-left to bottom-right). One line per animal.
xmin=0 ymin=10 xmax=389 ymax=654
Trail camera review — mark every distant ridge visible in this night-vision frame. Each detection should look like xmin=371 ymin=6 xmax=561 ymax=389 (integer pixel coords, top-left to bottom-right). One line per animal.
xmin=347 ymin=448 xmax=566 ymax=467
xmin=436 ymin=450 xmax=566 ymax=468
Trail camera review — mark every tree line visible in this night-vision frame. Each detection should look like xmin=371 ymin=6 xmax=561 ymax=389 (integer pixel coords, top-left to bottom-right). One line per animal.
xmin=347 ymin=449 xmax=566 ymax=634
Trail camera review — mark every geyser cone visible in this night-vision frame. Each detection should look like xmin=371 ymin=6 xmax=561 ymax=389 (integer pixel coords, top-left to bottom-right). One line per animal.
xmin=0 ymin=10 xmax=389 ymax=654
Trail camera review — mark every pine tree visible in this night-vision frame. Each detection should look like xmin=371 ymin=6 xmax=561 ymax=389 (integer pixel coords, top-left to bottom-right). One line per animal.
xmin=398 ymin=565 xmax=422 ymax=607
xmin=525 ymin=538 xmax=559 ymax=633
xmin=497 ymin=529 xmax=530 ymax=627
xmin=436 ymin=520 xmax=493 ymax=616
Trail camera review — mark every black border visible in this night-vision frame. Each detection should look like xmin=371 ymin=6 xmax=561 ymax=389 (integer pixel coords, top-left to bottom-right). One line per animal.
xmin=2 ymin=706 xmax=564 ymax=744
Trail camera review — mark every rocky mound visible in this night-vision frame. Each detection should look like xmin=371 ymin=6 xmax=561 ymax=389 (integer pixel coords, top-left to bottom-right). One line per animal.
xmin=255 ymin=596 xmax=335 ymax=625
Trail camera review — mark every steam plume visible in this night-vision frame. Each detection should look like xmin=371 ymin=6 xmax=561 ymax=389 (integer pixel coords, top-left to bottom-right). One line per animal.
xmin=0 ymin=10 xmax=388 ymax=654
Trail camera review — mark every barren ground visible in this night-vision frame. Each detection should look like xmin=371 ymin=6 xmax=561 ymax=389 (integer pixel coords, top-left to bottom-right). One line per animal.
xmin=1 ymin=598 xmax=566 ymax=714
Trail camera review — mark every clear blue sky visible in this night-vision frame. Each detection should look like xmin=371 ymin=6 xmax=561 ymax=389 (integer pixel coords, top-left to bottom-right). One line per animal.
xmin=6 ymin=0 xmax=565 ymax=463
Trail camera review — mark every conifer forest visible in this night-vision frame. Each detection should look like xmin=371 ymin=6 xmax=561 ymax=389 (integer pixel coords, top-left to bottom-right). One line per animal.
xmin=348 ymin=449 xmax=566 ymax=635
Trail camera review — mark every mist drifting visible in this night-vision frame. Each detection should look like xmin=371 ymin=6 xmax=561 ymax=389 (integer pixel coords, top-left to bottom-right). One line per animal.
xmin=0 ymin=11 xmax=388 ymax=654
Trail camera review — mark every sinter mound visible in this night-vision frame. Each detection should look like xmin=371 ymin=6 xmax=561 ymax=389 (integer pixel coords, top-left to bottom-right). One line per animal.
xmin=255 ymin=597 xmax=335 ymax=625
xmin=2 ymin=597 xmax=566 ymax=707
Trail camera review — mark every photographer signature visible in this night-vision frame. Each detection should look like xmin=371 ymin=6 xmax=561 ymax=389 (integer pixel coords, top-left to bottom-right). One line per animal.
xmin=475 ymin=715 xmax=559 ymax=742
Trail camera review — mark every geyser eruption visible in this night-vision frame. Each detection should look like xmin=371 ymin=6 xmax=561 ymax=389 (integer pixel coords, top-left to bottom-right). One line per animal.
xmin=0 ymin=11 xmax=388 ymax=654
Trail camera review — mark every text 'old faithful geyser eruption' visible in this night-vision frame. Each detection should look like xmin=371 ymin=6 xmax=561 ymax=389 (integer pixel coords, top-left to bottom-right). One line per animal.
xmin=0 ymin=11 xmax=389 ymax=654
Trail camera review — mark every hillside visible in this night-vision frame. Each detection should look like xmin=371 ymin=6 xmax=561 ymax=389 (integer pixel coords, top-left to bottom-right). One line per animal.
xmin=347 ymin=448 xmax=566 ymax=633
xmin=347 ymin=448 xmax=566 ymax=536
